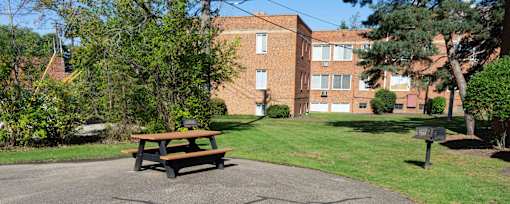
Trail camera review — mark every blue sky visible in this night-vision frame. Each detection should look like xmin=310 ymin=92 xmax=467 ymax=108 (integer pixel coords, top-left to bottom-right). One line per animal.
xmin=215 ymin=0 xmax=372 ymax=30
xmin=0 ymin=0 xmax=372 ymax=35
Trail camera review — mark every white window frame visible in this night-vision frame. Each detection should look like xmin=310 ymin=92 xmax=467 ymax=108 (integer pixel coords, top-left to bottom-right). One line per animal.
xmin=333 ymin=44 xmax=353 ymax=61
xmin=256 ymin=33 xmax=268 ymax=54
xmin=389 ymin=75 xmax=411 ymax=91
xmin=359 ymin=43 xmax=372 ymax=61
xmin=358 ymin=78 xmax=371 ymax=91
xmin=256 ymin=69 xmax=267 ymax=90
xmin=255 ymin=103 xmax=266 ymax=116
xmin=312 ymin=44 xmax=331 ymax=61
xmin=331 ymin=74 xmax=351 ymax=90
xmin=311 ymin=74 xmax=329 ymax=90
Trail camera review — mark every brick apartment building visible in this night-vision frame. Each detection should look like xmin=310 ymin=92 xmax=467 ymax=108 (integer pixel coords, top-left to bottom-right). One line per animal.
xmin=215 ymin=14 xmax=463 ymax=116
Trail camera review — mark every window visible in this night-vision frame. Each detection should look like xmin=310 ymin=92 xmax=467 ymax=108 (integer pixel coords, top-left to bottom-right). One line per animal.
xmin=394 ymin=104 xmax=404 ymax=110
xmin=359 ymin=43 xmax=371 ymax=61
xmin=359 ymin=103 xmax=368 ymax=109
xmin=361 ymin=43 xmax=371 ymax=50
xmin=255 ymin=104 xmax=266 ymax=116
xmin=301 ymin=40 xmax=305 ymax=58
xmin=256 ymin=33 xmax=267 ymax=54
xmin=311 ymin=74 xmax=329 ymax=90
xmin=312 ymin=44 xmax=331 ymax=61
xmin=390 ymin=75 xmax=411 ymax=91
xmin=332 ymin=74 xmax=351 ymax=90
xmin=358 ymin=79 xmax=371 ymax=91
xmin=333 ymin=44 xmax=353 ymax=61
xmin=300 ymin=72 xmax=304 ymax=91
xmin=256 ymin=69 xmax=267 ymax=90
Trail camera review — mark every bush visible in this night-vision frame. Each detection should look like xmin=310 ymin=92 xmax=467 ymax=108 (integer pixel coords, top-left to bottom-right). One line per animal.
xmin=430 ymin=97 xmax=446 ymax=114
xmin=210 ymin=98 xmax=228 ymax=116
xmin=465 ymin=57 xmax=510 ymax=148
xmin=266 ymin=105 xmax=290 ymax=118
xmin=370 ymin=98 xmax=386 ymax=114
xmin=371 ymin=89 xmax=397 ymax=113
xmin=0 ymin=80 xmax=83 ymax=147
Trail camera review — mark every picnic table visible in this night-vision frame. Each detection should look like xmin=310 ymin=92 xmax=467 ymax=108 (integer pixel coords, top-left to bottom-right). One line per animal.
xmin=122 ymin=130 xmax=232 ymax=178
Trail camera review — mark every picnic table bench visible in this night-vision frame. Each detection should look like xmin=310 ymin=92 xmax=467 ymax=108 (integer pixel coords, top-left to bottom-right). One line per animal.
xmin=123 ymin=130 xmax=232 ymax=178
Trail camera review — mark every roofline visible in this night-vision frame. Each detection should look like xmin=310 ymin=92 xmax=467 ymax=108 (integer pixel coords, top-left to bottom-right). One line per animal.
xmin=219 ymin=14 xmax=312 ymax=32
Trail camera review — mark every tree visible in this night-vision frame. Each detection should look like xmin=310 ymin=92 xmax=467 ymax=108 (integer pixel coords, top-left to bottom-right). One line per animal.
xmin=338 ymin=20 xmax=349 ymax=30
xmin=42 ymin=0 xmax=241 ymax=131
xmin=503 ymin=0 xmax=510 ymax=56
xmin=346 ymin=0 xmax=503 ymax=135
xmin=464 ymin=57 xmax=510 ymax=148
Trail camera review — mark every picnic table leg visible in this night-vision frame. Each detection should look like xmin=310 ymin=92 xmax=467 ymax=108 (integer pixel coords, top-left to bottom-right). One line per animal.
xmin=159 ymin=140 xmax=177 ymax=178
xmin=209 ymin=136 xmax=218 ymax=149
xmin=187 ymin=138 xmax=200 ymax=151
xmin=134 ymin=140 xmax=146 ymax=171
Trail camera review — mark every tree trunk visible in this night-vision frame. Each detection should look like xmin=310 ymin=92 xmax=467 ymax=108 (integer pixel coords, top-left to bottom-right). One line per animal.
xmin=502 ymin=0 xmax=510 ymax=56
xmin=445 ymin=36 xmax=475 ymax=135
xmin=447 ymin=86 xmax=454 ymax=121
xmin=423 ymin=81 xmax=429 ymax=114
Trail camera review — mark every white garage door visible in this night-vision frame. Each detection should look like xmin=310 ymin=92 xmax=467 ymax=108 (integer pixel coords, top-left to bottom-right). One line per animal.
xmin=331 ymin=103 xmax=350 ymax=112
xmin=310 ymin=103 xmax=328 ymax=112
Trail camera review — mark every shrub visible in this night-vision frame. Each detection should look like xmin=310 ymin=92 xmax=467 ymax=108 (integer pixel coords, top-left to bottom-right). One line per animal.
xmin=430 ymin=97 xmax=446 ymax=114
xmin=372 ymin=89 xmax=397 ymax=113
xmin=370 ymin=98 xmax=385 ymax=114
xmin=0 ymin=80 xmax=83 ymax=147
xmin=210 ymin=98 xmax=228 ymax=116
xmin=465 ymin=56 xmax=510 ymax=148
xmin=266 ymin=105 xmax=290 ymax=118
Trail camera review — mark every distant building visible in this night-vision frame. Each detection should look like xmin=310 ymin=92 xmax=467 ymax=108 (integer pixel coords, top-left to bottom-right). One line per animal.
xmin=215 ymin=14 xmax=463 ymax=116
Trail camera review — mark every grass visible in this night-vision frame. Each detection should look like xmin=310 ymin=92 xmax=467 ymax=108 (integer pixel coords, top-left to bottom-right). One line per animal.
xmin=1 ymin=113 xmax=510 ymax=203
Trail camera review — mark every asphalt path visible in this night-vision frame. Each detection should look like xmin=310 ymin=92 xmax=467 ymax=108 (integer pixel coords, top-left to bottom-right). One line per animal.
xmin=0 ymin=158 xmax=413 ymax=204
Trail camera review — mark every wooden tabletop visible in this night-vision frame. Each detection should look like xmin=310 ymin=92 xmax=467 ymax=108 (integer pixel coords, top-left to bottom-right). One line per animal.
xmin=131 ymin=130 xmax=221 ymax=141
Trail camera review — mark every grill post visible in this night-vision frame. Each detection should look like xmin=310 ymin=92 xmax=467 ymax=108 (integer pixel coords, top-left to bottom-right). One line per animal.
xmin=424 ymin=140 xmax=433 ymax=169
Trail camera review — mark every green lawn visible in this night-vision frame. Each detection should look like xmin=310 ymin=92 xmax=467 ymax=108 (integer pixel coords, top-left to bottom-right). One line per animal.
xmin=1 ymin=113 xmax=509 ymax=203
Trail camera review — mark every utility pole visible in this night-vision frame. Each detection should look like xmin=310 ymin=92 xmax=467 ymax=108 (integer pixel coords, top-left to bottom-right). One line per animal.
xmin=201 ymin=0 xmax=212 ymax=93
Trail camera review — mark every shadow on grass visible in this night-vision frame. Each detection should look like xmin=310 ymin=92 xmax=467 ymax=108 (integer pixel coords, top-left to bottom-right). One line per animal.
xmin=211 ymin=116 xmax=265 ymax=131
xmin=404 ymin=160 xmax=426 ymax=168
xmin=491 ymin=151 xmax=510 ymax=162
xmin=327 ymin=116 xmax=467 ymax=135
xmin=440 ymin=139 xmax=493 ymax=150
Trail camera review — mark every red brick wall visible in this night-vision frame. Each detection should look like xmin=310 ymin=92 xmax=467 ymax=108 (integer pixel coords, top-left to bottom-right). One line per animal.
xmin=215 ymin=15 xmax=307 ymax=116
xmin=215 ymin=15 xmax=465 ymax=116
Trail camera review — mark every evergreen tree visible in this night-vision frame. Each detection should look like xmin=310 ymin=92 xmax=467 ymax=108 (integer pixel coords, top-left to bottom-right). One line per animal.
xmin=345 ymin=0 xmax=503 ymax=135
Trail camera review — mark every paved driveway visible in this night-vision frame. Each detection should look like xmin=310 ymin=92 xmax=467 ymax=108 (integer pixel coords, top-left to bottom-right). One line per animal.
xmin=0 ymin=158 xmax=413 ymax=204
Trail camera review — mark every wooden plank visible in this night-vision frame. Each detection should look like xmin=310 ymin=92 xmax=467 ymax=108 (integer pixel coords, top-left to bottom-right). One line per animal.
xmin=160 ymin=148 xmax=232 ymax=161
xmin=121 ymin=143 xmax=189 ymax=154
xmin=131 ymin=130 xmax=221 ymax=141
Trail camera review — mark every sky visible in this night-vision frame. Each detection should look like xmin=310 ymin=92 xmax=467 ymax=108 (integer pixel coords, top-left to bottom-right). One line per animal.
xmin=214 ymin=0 xmax=372 ymax=31
xmin=0 ymin=0 xmax=373 ymax=35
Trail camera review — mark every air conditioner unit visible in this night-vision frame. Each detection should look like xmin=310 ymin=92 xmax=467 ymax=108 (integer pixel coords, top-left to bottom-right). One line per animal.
xmin=321 ymin=61 xmax=329 ymax=67
xmin=320 ymin=91 xmax=328 ymax=97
